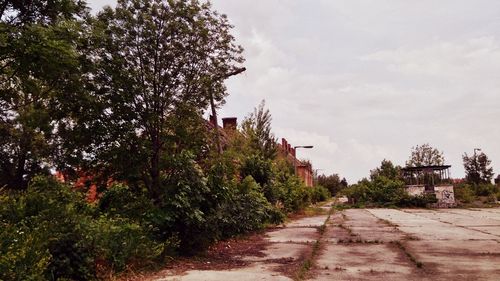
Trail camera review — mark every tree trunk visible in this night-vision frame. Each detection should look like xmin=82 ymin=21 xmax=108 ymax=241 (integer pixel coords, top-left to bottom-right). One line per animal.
xmin=149 ymin=131 xmax=161 ymax=202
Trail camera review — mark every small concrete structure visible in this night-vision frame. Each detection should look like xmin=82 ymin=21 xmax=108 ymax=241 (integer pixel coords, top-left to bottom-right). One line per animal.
xmin=401 ymin=165 xmax=455 ymax=207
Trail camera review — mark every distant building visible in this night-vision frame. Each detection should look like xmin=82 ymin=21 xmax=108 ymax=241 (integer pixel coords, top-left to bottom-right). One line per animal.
xmin=278 ymin=138 xmax=314 ymax=187
xmin=401 ymin=165 xmax=455 ymax=207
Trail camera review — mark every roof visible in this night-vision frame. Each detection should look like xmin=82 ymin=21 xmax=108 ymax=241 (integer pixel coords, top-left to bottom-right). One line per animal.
xmin=401 ymin=165 xmax=451 ymax=172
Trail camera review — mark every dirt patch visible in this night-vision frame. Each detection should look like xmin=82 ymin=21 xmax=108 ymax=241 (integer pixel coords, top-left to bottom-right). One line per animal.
xmin=166 ymin=232 xmax=269 ymax=274
xmin=274 ymin=245 xmax=314 ymax=279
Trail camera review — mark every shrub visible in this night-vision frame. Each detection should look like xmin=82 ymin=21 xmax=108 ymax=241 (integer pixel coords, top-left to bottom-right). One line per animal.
xmin=0 ymin=223 xmax=50 ymax=281
xmin=216 ymin=176 xmax=276 ymax=237
xmin=454 ymin=183 xmax=475 ymax=203
xmin=0 ymin=176 xmax=97 ymax=280
xmin=474 ymin=183 xmax=498 ymax=197
xmin=240 ymin=154 xmax=274 ymax=187
xmin=310 ymin=185 xmax=331 ymax=203
xmin=92 ymin=216 xmax=163 ymax=272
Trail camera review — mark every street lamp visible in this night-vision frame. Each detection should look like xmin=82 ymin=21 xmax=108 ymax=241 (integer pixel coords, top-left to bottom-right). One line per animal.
xmin=473 ymin=148 xmax=482 ymax=184
xmin=293 ymin=145 xmax=313 ymax=175
xmin=209 ymin=67 xmax=246 ymax=154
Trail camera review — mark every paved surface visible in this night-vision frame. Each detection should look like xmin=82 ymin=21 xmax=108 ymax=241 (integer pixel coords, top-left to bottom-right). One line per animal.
xmin=154 ymin=207 xmax=500 ymax=281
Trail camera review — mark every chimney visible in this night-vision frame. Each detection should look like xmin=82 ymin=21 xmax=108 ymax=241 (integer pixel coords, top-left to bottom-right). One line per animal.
xmin=222 ymin=117 xmax=237 ymax=130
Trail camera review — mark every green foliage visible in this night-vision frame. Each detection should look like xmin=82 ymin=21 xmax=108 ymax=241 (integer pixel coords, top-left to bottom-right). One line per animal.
xmin=92 ymin=216 xmax=162 ymax=272
xmin=0 ymin=176 xmax=96 ymax=280
xmin=216 ymin=176 xmax=277 ymax=237
xmin=0 ymin=223 xmax=51 ymax=281
xmin=341 ymin=160 xmax=436 ymax=207
xmin=316 ymin=173 xmax=347 ymax=196
xmin=0 ymin=0 xmax=88 ymax=189
xmin=241 ymin=100 xmax=278 ymax=159
xmin=310 ymin=185 xmax=331 ymax=203
xmin=454 ymin=183 xmax=475 ymax=203
xmin=71 ymin=0 xmax=244 ymax=198
xmin=406 ymin=144 xmax=445 ymax=167
xmin=240 ymin=154 xmax=274 ymax=187
xmin=0 ymin=176 xmax=165 ymax=280
xmin=474 ymin=183 xmax=499 ymax=197
xmin=463 ymin=151 xmax=494 ymax=185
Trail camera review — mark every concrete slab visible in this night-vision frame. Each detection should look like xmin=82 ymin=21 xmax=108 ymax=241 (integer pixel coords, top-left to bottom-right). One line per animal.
xmin=266 ymin=227 xmax=319 ymax=243
xmin=157 ymin=263 xmax=292 ymax=281
xmin=285 ymin=215 xmax=328 ymax=228
xmin=469 ymin=226 xmax=500 ymax=237
xmin=314 ymin=243 xmax=416 ymax=281
xmin=471 ymin=208 xmax=500 ymax=214
xmin=343 ymin=209 xmax=382 ymax=227
xmin=242 ymin=243 xmax=310 ymax=262
xmin=368 ymin=209 xmax=442 ymax=227
xmin=445 ymin=208 xmax=500 ymax=222
xmin=349 ymin=226 xmax=406 ymax=243
xmin=369 ymin=209 xmax=499 ymax=240
xmin=323 ymin=226 xmax=354 ymax=243
xmin=408 ymin=210 xmax=500 ymax=227
xmin=405 ymin=240 xmax=500 ymax=280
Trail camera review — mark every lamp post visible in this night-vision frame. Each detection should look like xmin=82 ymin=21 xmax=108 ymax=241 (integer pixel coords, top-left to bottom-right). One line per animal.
xmin=210 ymin=67 xmax=246 ymax=154
xmin=473 ymin=148 xmax=481 ymax=184
xmin=293 ymin=145 xmax=313 ymax=175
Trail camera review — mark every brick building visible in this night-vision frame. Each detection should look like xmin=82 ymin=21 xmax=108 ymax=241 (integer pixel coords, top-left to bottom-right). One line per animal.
xmin=279 ymin=138 xmax=314 ymax=187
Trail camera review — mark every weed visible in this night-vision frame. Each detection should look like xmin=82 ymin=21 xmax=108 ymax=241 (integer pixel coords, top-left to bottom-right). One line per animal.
xmin=394 ymin=241 xmax=423 ymax=269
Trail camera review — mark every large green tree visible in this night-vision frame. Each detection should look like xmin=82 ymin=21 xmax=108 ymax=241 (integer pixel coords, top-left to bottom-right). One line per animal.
xmin=0 ymin=0 xmax=88 ymax=189
xmin=73 ymin=0 xmax=244 ymax=199
xmin=463 ymin=150 xmax=494 ymax=185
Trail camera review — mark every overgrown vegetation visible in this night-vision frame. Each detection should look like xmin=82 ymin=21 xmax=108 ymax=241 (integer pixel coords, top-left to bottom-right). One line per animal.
xmin=0 ymin=0 xmax=330 ymax=279
xmin=339 ymin=160 xmax=437 ymax=207
xmin=455 ymin=149 xmax=499 ymax=206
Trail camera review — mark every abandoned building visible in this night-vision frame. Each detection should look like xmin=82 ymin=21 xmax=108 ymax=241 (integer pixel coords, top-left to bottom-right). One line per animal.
xmin=401 ymin=165 xmax=456 ymax=207
xmin=279 ymin=138 xmax=314 ymax=187
xmin=208 ymin=116 xmax=314 ymax=187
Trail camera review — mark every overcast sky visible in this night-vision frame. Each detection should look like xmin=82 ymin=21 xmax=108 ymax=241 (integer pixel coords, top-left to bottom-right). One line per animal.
xmin=88 ymin=0 xmax=500 ymax=182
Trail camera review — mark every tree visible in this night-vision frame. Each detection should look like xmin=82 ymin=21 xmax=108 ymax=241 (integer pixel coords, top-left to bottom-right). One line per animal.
xmin=241 ymin=100 xmax=277 ymax=159
xmin=463 ymin=151 xmax=494 ymax=185
xmin=406 ymin=143 xmax=445 ymax=167
xmin=0 ymin=0 xmax=88 ymax=189
xmin=70 ymin=0 xmax=244 ymax=200
xmin=317 ymin=173 xmax=346 ymax=196
xmin=370 ymin=159 xmax=401 ymax=181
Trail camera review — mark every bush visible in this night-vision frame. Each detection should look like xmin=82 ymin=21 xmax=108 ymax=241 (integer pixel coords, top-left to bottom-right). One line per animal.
xmin=454 ymin=183 xmax=475 ymax=203
xmin=92 ymin=216 xmax=163 ymax=272
xmin=474 ymin=183 xmax=498 ymax=197
xmin=310 ymin=185 xmax=331 ymax=203
xmin=216 ymin=176 xmax=278 ymax=238
xmin=0 ymin=176 xmax=96 ymax=280
xmin=0 ymin=222 xmax=50 ymax=281
xmin=340 ymin=175 xmax=437 ymax=207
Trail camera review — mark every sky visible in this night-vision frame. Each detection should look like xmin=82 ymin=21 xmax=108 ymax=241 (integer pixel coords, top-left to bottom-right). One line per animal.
xmin=87 ymin=0 xmax=500 ymax=183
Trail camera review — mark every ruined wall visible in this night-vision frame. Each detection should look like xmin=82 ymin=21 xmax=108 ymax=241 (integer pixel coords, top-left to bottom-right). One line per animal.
xmin=405 ymin=185 xmax=455 ymax=207
xmin=406 ymin=185 xmax=425 ymax=196
xmin=434 ymin=185 xmax=455 ymax=207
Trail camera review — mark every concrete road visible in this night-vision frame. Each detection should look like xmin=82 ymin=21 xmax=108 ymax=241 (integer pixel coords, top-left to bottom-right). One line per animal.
xmin=154 ymin=207 xmax=500 ymax=281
